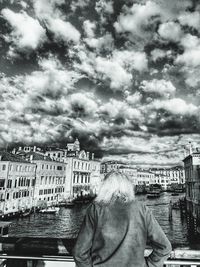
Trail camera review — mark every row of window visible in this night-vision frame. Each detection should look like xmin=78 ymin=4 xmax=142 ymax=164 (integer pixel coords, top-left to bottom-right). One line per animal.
xmin=39 ymin=196 xmax=57 ymax=201
xmin=7 ymin=178 xmax=35 ymax=189
xmin=73 ymin=174 xmax=90 ymax=184
xmin=74 ymin=161 xmax=90 ymax=171
xmin=40 ymin=176 xmax=65 ymax=185
xmin=39 ymin=187 xmax=64 ymax=195
xmin=7 ymin=190 xmax=33 ymax=200
xmin=41 ymin=164 xmax=65 ymax=171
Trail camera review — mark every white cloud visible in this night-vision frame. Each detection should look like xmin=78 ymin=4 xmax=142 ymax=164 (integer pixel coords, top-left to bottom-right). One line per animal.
xmin=33 ymin=0 xmax=65 ymax=19
xmin=126 ymin=92 xmax=142 ymax=106
xmin=152 ymin=98 xmax=198 ymax=115
xmin=114 ymin=1 xmax=160 ymax=36
xmin=179 ymin=11 xmax=200 ymax=30
xmin=113 ymin=50 xmax=148 ymax=72
xmin=95 ymin=0 xmax=114 ymax=15
xmin=69 ymin=92 xmax=99 ymax=116
xmin=24 ymin=56 xmax=81 ymax=97
xmin=46 ymin=18 xmax=80 ymax=43
xmin=158 ymin=21 xmax=182 ymax=42
xmin=95 ymin=57 xmax=132 ymax=90
xmin=83 ymin=20 xmax=96 ymax=38
xmin=140 ymin=79 xmax=176 ymax=98
xmin=176 ymin=34 xmax=200 ymax=67
xmin=99 ymin=99 xmax=143 ymax=123
xmin=84 ymin=33 xmax=114 ymax=51
xmin=1 ymin=9 xmax=46 ymax=52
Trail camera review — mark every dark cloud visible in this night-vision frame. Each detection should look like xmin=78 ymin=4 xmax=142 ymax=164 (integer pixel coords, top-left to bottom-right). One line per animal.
xmin=0 ymin=0 xmax=200 ymax=166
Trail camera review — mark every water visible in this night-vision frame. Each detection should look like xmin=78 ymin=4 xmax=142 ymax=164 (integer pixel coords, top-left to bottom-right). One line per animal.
xmin=9 ymin=192 xmax=190 ymax=248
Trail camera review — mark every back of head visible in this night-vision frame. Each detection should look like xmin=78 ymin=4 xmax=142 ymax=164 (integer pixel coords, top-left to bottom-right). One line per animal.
xmin=95 ymin=171 xmax=135 ymax=205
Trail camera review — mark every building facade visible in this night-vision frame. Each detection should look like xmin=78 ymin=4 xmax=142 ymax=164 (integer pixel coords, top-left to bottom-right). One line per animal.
xmin=0 ymin=152 xmax=36 ymax=216
xmin=150 ymin=167 xmax=185 ymax=185
xmin=25 ymin=152 xmax=67 ymax=207
xmin=45 ymin=139 xmax=101 ymax=198
xmin=137 ymin=170 xmax=155 ymax=187
xmin=183 ymin=151 xmax=200 ymax=232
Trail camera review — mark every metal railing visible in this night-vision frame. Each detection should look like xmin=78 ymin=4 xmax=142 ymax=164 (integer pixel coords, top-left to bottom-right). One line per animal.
xmin=0 ymin=253 xmax=199 ymax=267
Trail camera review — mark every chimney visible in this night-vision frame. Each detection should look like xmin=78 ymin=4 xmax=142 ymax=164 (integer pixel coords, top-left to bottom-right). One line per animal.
xmin=91 ymin=153 xmax=94 ymax=160
xmin=86 ymin=152 xmax=90 ymax=160
xmin=30 ymin=155 xmax=33 ymax=161
xmin=33 ymin=146 xmax=36 ymax=152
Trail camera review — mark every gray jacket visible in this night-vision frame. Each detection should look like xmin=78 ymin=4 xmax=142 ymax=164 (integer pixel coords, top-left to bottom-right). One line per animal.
xmin=73 ymin=200 xmax=172 ymax=267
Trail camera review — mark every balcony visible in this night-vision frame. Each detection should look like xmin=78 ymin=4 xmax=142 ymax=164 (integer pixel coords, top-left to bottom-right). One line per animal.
xmin=0 ymin=237 xmax=199 ymax=267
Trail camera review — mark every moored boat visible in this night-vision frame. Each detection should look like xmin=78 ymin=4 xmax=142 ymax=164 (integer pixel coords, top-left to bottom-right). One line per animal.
xmin=20 ymin=209 xmax=32 ymax=218
xmin=39 ymin=207 xmax=60 ymax=214
xmin=147 ymin=191 xmax=161 ymax=198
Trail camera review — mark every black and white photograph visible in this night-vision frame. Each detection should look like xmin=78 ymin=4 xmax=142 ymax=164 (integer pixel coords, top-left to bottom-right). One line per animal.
xmin=0 ymin=0 xmax=200 ymax=266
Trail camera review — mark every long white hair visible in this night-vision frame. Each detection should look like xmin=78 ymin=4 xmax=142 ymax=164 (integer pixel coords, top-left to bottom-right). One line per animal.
xmin=95 ymin=171 xmax=135 ymax=204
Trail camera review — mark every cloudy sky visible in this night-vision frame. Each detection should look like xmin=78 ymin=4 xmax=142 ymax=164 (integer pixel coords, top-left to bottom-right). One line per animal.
xmin=0 ymin=0 xmax=200 ymax=167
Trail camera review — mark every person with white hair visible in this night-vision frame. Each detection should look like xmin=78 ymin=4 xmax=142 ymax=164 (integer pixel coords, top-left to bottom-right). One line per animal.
xmin=73 ymin=171 xmax=172 ymax=267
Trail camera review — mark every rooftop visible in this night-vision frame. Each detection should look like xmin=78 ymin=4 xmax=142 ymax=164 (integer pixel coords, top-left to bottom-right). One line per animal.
xmin=0 ymin=151 xmax=29 ymax=163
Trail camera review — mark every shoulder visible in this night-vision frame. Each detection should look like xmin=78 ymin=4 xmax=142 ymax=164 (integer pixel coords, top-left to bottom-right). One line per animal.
xmin=130 ymin=200 xmax=149 ymax=215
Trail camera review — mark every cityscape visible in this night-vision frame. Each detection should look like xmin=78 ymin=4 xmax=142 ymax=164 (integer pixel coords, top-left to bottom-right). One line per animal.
xmin=0 ymin=137 xmax=200 ymax=244
xmin=0 ymin=138 xmax=185 ymax=218
xmin=1 ymin=0 xmax=200 ymax=265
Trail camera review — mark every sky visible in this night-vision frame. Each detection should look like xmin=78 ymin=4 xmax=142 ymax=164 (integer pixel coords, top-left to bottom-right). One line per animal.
xmin=0 ymin=0 xmax=200 ymax=167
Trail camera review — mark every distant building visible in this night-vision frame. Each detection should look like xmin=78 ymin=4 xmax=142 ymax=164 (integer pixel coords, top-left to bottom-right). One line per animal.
xmin=25 ymin=152 xmax=67 ymax=207
xmin=0 ymin=152 xmax=36 ymax=216
xmin=45 ymin=138 xmax=101 ymax=197
xmin=183 ymin=151 xmax=200 ymax=232
xmin=137 ymin=170 xmax=155 ymax=187
xmin=100 ymin=160 xmax=124 ymax=174
xmin=150 ymin=167 xmax=185 ymax=185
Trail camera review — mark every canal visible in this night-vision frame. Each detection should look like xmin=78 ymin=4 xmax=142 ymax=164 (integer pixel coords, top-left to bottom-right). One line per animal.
xmin=8 ymin=192 xmax=195 ymax=248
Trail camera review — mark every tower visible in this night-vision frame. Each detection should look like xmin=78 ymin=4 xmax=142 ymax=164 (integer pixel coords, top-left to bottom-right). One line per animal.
xmin=74 ymin=138 xmax=80 ymax=152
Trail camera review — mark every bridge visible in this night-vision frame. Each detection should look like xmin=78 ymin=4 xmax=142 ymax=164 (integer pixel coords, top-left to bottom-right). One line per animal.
xmin=0 ymin=237 xmax=199 ymax=267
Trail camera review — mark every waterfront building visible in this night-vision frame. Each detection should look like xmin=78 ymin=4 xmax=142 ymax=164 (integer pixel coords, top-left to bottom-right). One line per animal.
xmin=183 ymin=149 xmax=200 ymax=233
xmin=150 ymin=167 xmax=185 ymax=185
xmin=137 ymin=169 xmax=155 ymax=187
xmin=0 ymin=152 xmax=36 ymax=216
xmin=25 ymin=152 xmax=67 ymax=207
xmin=90 ymin=160 xmax=102 ymax=195
xmin=12 ymin=139 xmax=101 ymax=199
xmin=45 ymin=138 xmax=101 ymax=198
xmin=100 ymin=160 xmax=125 ymax=174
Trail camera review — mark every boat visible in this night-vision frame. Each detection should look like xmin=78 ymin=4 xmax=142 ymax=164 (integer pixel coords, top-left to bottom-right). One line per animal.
xmin=147 ymin=191 xmax=161 ymax=198
xmin=20 ymin=209 xmax=32 ymax=218
xmin=39 ymin=207 xmax=60 ymax=214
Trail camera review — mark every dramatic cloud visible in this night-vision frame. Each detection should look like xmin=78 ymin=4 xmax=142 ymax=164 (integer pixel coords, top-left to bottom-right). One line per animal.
xmin=46 ymin=18 xmax=81 ymax=43
xmin=140 ymin=79 xmax=176 ymax=98
xmin=0 ymin=0 xmax=200 ymax=166
xmin=179 ymin=11 xmax=200 ymax=30
xmin=158 ymin=21 xmax=182 ymax=42
xmin=95 ymin=57 xmax=132 ymax=90
xmin=1 ymin=8 xmax=46 ymax=54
